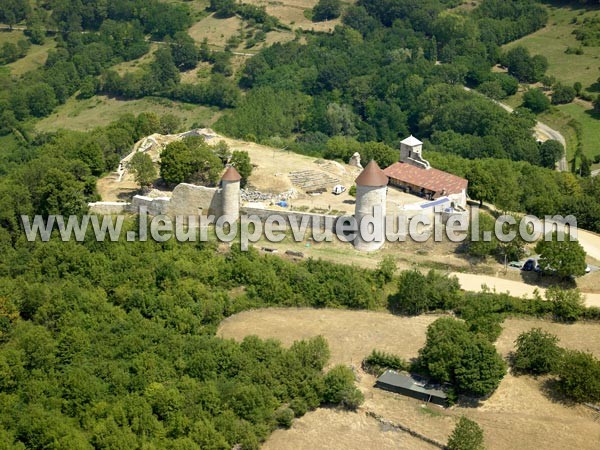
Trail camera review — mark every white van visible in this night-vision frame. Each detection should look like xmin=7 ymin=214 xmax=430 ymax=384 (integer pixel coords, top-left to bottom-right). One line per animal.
xmin=332 ymin=185 xmax=346 ymax=195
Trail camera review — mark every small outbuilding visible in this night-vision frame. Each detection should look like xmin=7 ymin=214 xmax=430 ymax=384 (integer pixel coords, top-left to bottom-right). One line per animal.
xmin=375 ymin=370 xmax=448 ymax=406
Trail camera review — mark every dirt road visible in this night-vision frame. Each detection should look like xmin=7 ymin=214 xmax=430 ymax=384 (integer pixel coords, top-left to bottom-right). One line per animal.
xmin=452 ymin=272 xmax=600 ymax=307
xmin=464 ymin=87 xmax=568 ymax=171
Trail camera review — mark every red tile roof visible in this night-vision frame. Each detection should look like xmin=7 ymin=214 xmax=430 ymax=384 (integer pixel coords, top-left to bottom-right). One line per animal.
xmin=383 ymin=162 xmax=467 ymax=195
xmin=221 ymin=166 xmax=241 ymax=182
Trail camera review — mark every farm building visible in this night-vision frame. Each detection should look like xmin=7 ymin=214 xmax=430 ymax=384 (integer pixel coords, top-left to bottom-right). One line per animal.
xmin=383 ymin=136 xmax=468 ymax=209
xmin=375 ymin=370 xmax=448 ymax=406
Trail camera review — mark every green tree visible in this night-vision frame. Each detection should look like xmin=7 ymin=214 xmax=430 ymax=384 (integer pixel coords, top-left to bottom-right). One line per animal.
xmin=555 ymin=350 xmax=600 ymax=403
xmin=170 ymin=32 xmax=199 ymax=71
xmin=454 ymin=338 xmax=507 ymax=396
xmin=503 ymin=46 xmax=547 ymax=83
xmin=447 ymin=416 xmax=485 ymax=450
xmin=551 ymin=84 xmax=576 ymax=105
xmin=539 ymin=140 xmax=564 ymax=169
xmin=230 ymin=150 xmax=252 ymax=186
xmin=392 ymin=270 xmax=430 ymax=315
xmin=468 ymin=211 xmax=499 ymax=258
xmin=535 ymin=232 xmax=587 ymax=279
xmin=376 ymin=255 xmax=396 ymax=285
xmin=312 ymin=0 xmax=342 ymax=22
xmin=0 ymin=0 xmax=30 ymax=28
xmin=210 ymin=0 xmax=237 ymax=18
xmin=418 ymin=318 xmax=506 ymax=396
xmin=27 ymin=83 xmax=58 ymax=117
xmin=128 ymin=152 xmax=157 ymax=188
xmin=160 ymin=139 xmax=222 ymax=185
xmin=323 ymin=365 xmax=362 ymax=408
xmin=512 ymin=328 xmax=562 ymax=375
xmin=159 ymin=114 xmax=182 ymax=134
xmin=466 ymin=163 xmax=495 ymax=207
xmin=150 ymin=47 xmax=180 ymax=91
xmin=523 ymin=88 xmax=550 ymax=113
xmin=391 ymin=270 xmax=460 ymax=315
xmin=546 ymin=288 xmax=585 ymax=323
xmin=214 ymin=140 xmax=231 ymax=164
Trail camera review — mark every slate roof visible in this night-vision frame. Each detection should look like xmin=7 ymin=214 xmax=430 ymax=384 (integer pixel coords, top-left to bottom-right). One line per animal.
xmin=376 ymin=370 xmax=447 ymax=399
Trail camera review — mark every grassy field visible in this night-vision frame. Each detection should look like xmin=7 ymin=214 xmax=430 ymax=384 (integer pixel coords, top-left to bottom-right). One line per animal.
xmin=219 ymin=308 xmax=600 ymax=450
xmin=499 ymin=0 xmax=600 ymax=164
xmin=557 ymin=102 xmax=600 ymax=161
xmin=112 ymin=43 xmax=159 ymax=75
xmin=36 ymin=95 xmax=220 ymax=132
xmin=1 ymin=30 xmax=56 ymax=77
xmin=504 ymin=3 xmax=600 ymax=91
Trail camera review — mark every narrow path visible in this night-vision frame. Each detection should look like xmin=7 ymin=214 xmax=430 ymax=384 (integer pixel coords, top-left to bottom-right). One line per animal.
xmin=464 ymin=86 xmax=568 ymax=171
xmin=451 ymin=272 xmax=600 ymax=308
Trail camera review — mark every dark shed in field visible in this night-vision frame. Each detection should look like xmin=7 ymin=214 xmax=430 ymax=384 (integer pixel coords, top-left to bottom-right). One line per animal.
xmin=375 ymin=370 xmax=448 ymax=406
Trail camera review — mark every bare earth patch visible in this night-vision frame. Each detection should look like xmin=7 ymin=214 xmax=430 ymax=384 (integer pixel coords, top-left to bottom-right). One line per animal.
xmin=263 ymin=407 xmax=437 ymax=450
xmin=218 ymin=308 xmax=600 ymax=450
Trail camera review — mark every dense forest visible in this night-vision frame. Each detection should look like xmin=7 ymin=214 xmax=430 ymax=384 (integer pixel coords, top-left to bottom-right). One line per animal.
xmin=1 ymin=229 xmax=598 ymax=448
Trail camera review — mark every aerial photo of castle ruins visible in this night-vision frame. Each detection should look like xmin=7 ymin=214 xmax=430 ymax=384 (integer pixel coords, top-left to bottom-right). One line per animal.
xmin=2 ymin=0 xmax=600 ymax=449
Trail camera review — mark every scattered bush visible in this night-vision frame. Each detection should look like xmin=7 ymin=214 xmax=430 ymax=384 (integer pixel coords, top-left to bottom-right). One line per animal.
xmin=523 ymin=88 xmax=550 ymax=113
xmin=274 ymin=407 xmax=295 ymax=428
xmin=362 ymin=350 xmax=408 ymax=375
xmin=555 ymin=350 xmax=600 ymax=403
xmin=512 ymin=328 xmax=562 ymax=375
xmin=447 ymin=416 xmax=485 ymax=450
xmin=418 ymin=318 xmax=506 ymax=397
xmin=323 ymin=365 xmax=363 ymax=409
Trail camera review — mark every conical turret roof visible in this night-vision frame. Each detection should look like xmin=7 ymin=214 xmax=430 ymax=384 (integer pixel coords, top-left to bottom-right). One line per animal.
xmin=355 ymin=160 xmax=388 ymax=187
xmin=221 ymin=166 xmax=241 ymax=182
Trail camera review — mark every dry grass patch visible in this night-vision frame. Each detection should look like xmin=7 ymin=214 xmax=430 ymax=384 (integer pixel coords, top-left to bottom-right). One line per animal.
xmin=218 ymin=308 xmax=600 ymax=450
xmin=188 ymin=14 xmax=243 ymax=47
xmin=4 ymin=35 xmax=56 ymax=77
xmin=36 ymin=95 xmax=218 ymax=133
xmin=263 ymin=407 xmax=438 ymax=450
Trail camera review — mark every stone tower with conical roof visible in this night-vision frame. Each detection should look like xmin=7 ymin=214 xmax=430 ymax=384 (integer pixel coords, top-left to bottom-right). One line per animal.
xmin=354 ymin=160 xmax=388 ymax=252
xmin=221 ymin=166 xmax=241 ymax=221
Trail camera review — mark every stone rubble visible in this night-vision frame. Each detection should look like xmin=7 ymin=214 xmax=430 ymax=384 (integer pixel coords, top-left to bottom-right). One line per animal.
xmin=240 ymin=188 xmax=298 ymax=202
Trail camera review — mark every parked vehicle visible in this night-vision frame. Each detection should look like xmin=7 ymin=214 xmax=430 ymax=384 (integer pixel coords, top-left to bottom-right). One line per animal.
xmin=509 ymin=261 xmax=522 ymax=268
xmin=332 ymin=185 xmax=346 ymax=195
xmin=522 ymin=259 xmax=536 ymax=271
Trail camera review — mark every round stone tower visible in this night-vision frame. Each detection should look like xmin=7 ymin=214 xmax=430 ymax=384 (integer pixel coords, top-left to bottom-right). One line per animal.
xmin=221 ymin=166 xmax=241 ymax=221
xmin=354 ymin=160 xmax=388 ymax=252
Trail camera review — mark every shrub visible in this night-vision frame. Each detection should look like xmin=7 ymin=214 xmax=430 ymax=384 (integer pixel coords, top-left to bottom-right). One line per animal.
xmin=555 ymin=350 xmax=600 ymax=403
xmin=289 ymin=398 xmax=308 ymax=417
xmin=312 ymin=0 xmax=342 ymax=22
xmin=447 ymin=416 xmax=485 ymax=450
xmin=274 ymin=407 xmax=294 ymax=428
xmin=512 ymin=328 xmax=562 ymax=375
xmin=390 ymin=270 xmax=461 ymax=315
xmin=523 ymin=88 xmax=550 ymax=113
xmin=546 ymin=288 xmax=585 ymax=323
xmin=418 ymin=318 xmax=506 ymax=396
xmin=323 ymin=365 xmax=363 ymax=409
xmin=551 ymin=84 xmax=576 ymax=105
xmin=362 ymin=349 xmax=408 ymax=375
